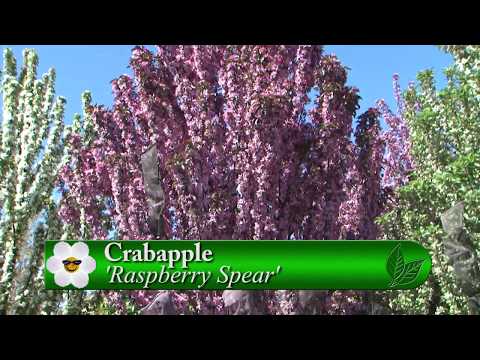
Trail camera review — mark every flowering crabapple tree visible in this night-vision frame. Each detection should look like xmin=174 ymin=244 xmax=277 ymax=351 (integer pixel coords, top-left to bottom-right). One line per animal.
xmin=58 ymin=45 xmax=388 ymax=314
xmin=0 ymin=49 xmax=109 ymax=315
xmin=0 ymin=48 xmax=69 ymax=314
xmin=377 ymin=46 xmax=480 ymax=314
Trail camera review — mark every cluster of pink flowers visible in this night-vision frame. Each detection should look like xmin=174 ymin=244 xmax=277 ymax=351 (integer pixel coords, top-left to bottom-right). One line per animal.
xmin=339 ymin=108 xmax=385 ymax=240
xmin=58 ymin=46 xmax=394 ymax=314
xmin=376 ymin=74 xmax=415 ymax=190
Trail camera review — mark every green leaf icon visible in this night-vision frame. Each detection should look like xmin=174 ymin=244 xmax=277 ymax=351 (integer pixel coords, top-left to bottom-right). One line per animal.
xmin=387 ymin=244 xmax=405 ymax=287
xmin=386 ymin=244 xmax=426 ymax=288
xmin=398 ymin=259 xmax=425 ymax=286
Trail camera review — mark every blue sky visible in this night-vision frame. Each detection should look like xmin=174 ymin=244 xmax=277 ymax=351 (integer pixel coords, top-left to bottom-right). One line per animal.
xmin=326 ymin=45 xmax=452 ymax=116
xmin=1 ymin=45 xmax=453 ymax=127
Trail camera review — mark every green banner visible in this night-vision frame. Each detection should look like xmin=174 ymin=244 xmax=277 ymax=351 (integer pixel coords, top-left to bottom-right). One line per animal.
xmin=44 ymin=240 xmax=431 ymax=290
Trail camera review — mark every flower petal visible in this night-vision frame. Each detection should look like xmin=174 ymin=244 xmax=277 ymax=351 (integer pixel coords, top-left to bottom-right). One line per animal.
xmin=72 ymin=242 xmax=89 ymax=259
xmin=80 ymin=256 xmax=96 ymax=274
xmin=54 ymin=270 xmax=72 ymax=287
xmin=72 ymin=272 xmax=89 ymax=289
xmin=53 ymin=242 xmax=72 ymax=259
xmin=46 ymin=257 xmax=62 ymax=273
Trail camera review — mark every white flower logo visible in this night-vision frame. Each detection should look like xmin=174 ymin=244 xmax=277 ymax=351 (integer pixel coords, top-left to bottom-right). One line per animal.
xmin=46 ymin=242 xmax=96 ymax=288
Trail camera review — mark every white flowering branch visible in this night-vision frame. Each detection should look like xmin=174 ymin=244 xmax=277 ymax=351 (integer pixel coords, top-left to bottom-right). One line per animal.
xmin=0 ymin=48 xmax=67 ymax=314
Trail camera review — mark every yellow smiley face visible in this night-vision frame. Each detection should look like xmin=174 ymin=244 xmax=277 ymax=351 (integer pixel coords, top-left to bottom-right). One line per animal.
xmin=63 ymin=257 xmax=82 ymax=273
